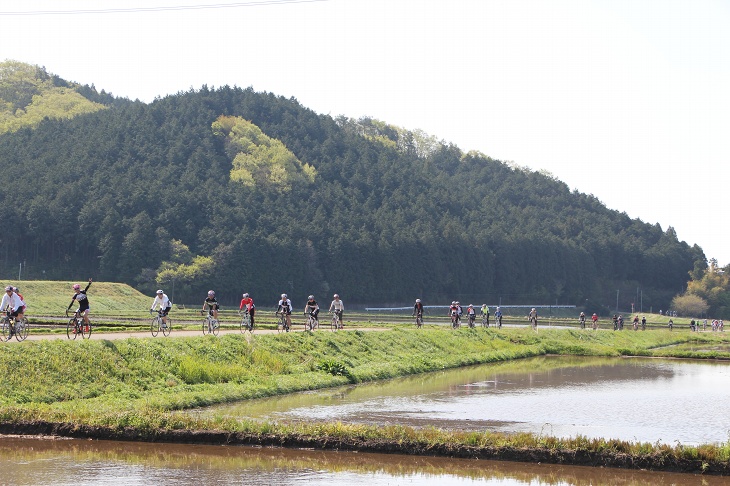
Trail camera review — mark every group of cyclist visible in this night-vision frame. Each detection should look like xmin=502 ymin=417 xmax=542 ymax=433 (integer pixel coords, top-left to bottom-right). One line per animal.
xmin=412 ymin=301 xmax=504 ymax=329
xmin=195 ymin=290 xmax=344 ymax=332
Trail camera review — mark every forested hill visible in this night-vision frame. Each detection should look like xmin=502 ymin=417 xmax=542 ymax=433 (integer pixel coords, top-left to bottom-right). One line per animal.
xmin=0 ymin=62 xmax=704 ymax=310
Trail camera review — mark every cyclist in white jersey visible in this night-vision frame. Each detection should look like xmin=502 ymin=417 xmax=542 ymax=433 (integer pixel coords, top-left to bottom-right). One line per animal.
xmin=329 ymin=294 xmax=344 ymax=327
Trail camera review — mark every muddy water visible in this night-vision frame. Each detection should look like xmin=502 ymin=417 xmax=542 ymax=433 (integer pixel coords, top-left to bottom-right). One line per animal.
xmin=0 ymin=435 xmax=724 ymax=485
xmin=205 ymin=356 xmax=730 ymax=445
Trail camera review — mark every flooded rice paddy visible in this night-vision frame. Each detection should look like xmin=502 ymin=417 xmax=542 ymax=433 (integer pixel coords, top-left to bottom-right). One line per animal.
xmin=204 ymin=356 xmax=730 ymax=446
xmin=0 ymin=435 xmax=725 ymax=485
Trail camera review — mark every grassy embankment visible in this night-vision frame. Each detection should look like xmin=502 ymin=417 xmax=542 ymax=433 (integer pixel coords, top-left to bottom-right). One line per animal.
xmin=2 ymin=317 xmax=730 ymax=473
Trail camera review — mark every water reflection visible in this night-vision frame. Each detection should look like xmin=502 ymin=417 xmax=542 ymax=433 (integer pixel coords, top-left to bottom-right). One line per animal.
xmin=0 ymin=435 xmax=723 ymax=485
xmin=204 ymin=356 xmax=730 ymax=445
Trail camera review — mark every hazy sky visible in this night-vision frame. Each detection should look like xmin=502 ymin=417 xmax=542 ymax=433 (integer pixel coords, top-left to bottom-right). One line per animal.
xmin=2 ymin=0 xmax=729 ymax=265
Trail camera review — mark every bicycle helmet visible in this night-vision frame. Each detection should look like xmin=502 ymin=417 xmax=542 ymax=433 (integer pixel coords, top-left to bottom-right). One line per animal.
xmin=242 ymin=293 xmax=249 ymax=298
xmin=468 ymin=304 xmax=473 ymax=308
xmin=156 ymin=289 xmax=164 ymax=295
xmin=333 ymin=294 xmax=339 ymax=298
xmin=208 ymin=290 xmax=215 ymax=296
xmin=281 ymin=293 xmax=287 ymax=299
xmin=4 ymin=286 xmax=12 ymax=292
xmin=308 ymin=295 xmax=314 ymax=300
xmin=415 ymin=298 xmax=421 ymax=303
xmin=73 ymin=284 xmax=81 ymax=290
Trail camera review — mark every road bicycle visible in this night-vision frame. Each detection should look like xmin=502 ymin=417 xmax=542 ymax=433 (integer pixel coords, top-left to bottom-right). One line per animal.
xmin=481 ymin=315 xmax=489 ymax=328
xmin=592 ymin=318 xmax=598 ymax=330
xmin=495 ymin=314 xmax=502 ymax=329
xmin=632 ymin=319 xmax=639 ymax=331
xmin=414 ymin=312 xmax=423 ymax=329
xmin=467 ymin=313 xmax=476 ymax=328
xmin=66 ymin=309 xmax=91 ymax=340
xmin=579 ymin=316 xmax=586 ymax=329
xmin=239 ymin=309 xmax=253 ymax=333
xmin=330 ymin=311 xmax=342 ymax=331
xmin=276 ymin=311 xmax=290 ymax=333
xmin=1 ymin=311 xmax=29 ymax=342
xmin=529 ymin=316 xmax=538 ymax=331
xmin=201 ymin=310 xmax=219 ymax=336
xmin=150 ymin=310 xmax=172 ymax=337
xmin=304 ymin=310 xmax=318 ymax=331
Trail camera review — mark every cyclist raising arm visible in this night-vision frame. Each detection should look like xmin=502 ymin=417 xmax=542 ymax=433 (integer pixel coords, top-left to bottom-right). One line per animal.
xmin=150 ymin=289 xmax=172 ymax=327
xmin=67 ymin=278 xmax=92 ymax=329
xmin=329 ymin=294 xmax=344 ymax=327
xmin=239 ymin=293 xmax=255 ymax=327
xmin=202 ymin=290 xmax=219 ymax=319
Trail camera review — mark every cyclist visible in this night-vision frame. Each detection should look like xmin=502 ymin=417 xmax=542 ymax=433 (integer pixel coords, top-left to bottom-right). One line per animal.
xmin=618 ymin=315 xmax=624 ymax=330
xmin=455 ymin=301 xmax=463 ymax=320
xmin=579 ymin=311 xmax=586 ymax=328
xmin=612 ymin=314 xmax=618 ymax=331
xmin=591 ymin=313 xmax=598 ymax=329
xmin=413 ymin=299 xmax=424 ymax=319
xmin=528 ymin=307 xmax=538 ymax=329
xmin=448 ymin=301 xmax=460 ymax=327
xmin=633 ymin=315 xmax=639 ymax=330
xmin=641 ymin=315 xmax=646 ymax=330
xmin=277 ymin=293 xmax=293 ymax=330
xmin=466 ymin=304 xmax=476 ymax=327
xmin=202 ymin=290 xmax=219 ymax=320
xmin=239 ymin=293 xmax=255 ymax=327
xmin=480 ymin=304 xmax=489 ymax=326
xmin=2 ymin=286 xmax=24 ymax=338
xmin=13 ymin=287 xmax=26 ymax=319
xmin=67 ymin=278 xmax=92 ymax=331
xmin=668 ymin=318 xmax=674 ymax=331
xmin=329 ymin=294 xmax=344 ymax=328
xmin=304 ymin=295 xmax=320 ymax=328
xmin=495 ymin=306 xmax=503 ymax=328
xmin=150 ymin=289 xmax=172 ymax=327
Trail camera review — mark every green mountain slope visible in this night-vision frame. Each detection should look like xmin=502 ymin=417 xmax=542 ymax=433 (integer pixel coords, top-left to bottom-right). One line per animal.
xmin=0 ymin=62 xmax=705 ymax=310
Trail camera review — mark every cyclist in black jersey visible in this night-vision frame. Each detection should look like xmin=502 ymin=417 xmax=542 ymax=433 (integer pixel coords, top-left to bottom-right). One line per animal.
xmin=202 ymin=290 xmax=219 ymax=319
xmin=67 ymin=278 xmax=92 ymax=329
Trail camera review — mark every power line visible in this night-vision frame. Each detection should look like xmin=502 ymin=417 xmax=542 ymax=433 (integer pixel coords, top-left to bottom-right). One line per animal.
xmin=0 ymin=0 xmax=328 ymax=16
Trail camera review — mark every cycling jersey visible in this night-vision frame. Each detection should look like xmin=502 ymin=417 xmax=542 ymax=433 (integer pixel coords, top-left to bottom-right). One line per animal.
xmin=1 ymin=292 xmax=23 ymax=313
xmin=329 ymin=299 xmax=344 ymax=312
xmin=278 ymin=299 xmax=293 ymax=314
xmin=239 ymin=297 xmax=255 ymax=312
xmin=68 ymin=281 xmax=92 ymax=312
xmin=480 ymin=306 xmax=489 ymax=316
xmin=204 ymin=297 xmax=219 ymax=311
xmin=414 ymin=302 xmax=424 ymax=315
xmin=151 ymin=293 xmax=171 ymax=312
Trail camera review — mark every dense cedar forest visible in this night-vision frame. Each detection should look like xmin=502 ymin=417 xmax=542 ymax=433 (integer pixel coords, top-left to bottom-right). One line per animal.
xmin=0 ymin=61 xmax=706 ymax=310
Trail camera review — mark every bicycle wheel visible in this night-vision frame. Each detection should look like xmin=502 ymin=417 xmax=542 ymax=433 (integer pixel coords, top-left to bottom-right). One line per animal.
xmin=151 ymin=316 xmax=161 ymax=337
xmin=211 ymin=319 xmax=219 ymax=336
xmin=81 ymin=320 xmax=92 ymax=339
xmin=1 ymin=317 xmax=10 ymax=341
xmin=67 ymin=318 xmax=79 ymax=340
xmin=162 ymin=317 xmax=171 ymax=336
xmin=15 ymin=317 xmax=29 ymax=341
xmin=331 ymin=315 xmax=338 ymax=331
xmin=203 ymin=318 xmax=211 ymax=335
xmin=240 ymin=314 xmax=250 ymax=333
xmin=416 ymin=316 xmax=423 ymax=328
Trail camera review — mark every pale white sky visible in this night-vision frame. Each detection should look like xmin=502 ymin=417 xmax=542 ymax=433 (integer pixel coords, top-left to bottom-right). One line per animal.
xmin=2 ymin=0 xmax=729 ymax=265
